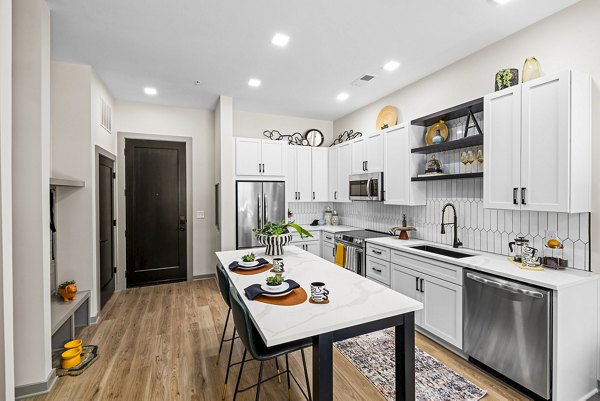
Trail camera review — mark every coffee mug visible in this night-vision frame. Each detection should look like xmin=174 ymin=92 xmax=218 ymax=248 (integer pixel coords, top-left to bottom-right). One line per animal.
xmin=273 ymin=258 xmax=284 ymax=272
xmin=311 ymin=282 xmax=329 ymax=303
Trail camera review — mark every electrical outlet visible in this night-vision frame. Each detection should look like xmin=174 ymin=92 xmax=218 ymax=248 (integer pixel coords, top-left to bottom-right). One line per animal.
xmin=196 ymin=211 xmax=205 ymax=219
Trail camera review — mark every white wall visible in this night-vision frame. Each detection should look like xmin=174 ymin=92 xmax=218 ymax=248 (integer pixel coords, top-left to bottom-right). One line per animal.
xmin=233 ymin=110 xmax=334 ymax=145
xmin=12 ymin=0 xmax=52 ymax=388
xmin=334 ymin=0 xmax=600 ymax=272
xmin=217 ymin=97 xmax=235 ymax=252
xmin=0 ymin=0 xmax=14 ymax=398
xmin=114 ymin=100 xmax=215 ymax=280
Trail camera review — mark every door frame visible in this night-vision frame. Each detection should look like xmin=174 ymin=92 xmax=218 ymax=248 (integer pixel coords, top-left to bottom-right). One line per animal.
xmin=116 ymin=132 xmax=193 ymax=290
xmin=95 ymin=147 xmax=116 ymax=308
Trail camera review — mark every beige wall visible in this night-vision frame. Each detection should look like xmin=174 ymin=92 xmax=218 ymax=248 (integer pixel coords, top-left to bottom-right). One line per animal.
xmin=233 ymin=110 xmax=334 ymax=146
xmin=0 ymin=0 xmax=14 ymax=397
xmin=114 ymin=101 xmax=216 ymax=280
xmin=334 ymin=0 xmax=600 ymax=271
xmin=12 ymin=0 xmax=53 ymax=387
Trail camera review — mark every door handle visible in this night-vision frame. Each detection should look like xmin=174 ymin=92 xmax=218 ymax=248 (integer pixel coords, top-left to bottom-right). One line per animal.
xmin=521 ymin=187 xmax=526 ymax=205
xmin=178 ymin=215 xmax=186 ymax=231
xmin=513 ymin=188 xmax=518 ymax=205
xmin=420 ymin=278 xmax=424 ymax=293
xmin=372 ymin=267 xmax=382 ymax=273
xmin=263 ymin=194 xmax=268 ymax=223
xmin=257 ymin=194 xmax=262 ymax=229
xmin=416 ymin=277 xmax=420 ymax=292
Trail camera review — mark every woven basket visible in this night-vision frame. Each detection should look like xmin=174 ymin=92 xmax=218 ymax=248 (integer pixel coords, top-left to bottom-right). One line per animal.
xmin=256 ymin=233 xmax=293 ymax=256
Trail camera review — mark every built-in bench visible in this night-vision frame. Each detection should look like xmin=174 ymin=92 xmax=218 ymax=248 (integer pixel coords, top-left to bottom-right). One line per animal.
xmin=50 ymin=290 xmax=90 ymax=351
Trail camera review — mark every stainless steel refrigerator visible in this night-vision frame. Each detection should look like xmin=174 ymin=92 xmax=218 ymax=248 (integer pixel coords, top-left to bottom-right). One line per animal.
xmin=236 ymin=181 xmax=285 ymax=249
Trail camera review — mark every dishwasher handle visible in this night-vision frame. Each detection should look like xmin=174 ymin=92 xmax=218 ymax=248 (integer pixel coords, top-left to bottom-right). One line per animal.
xmin=466 ymin=272 xmax=544 ymax=299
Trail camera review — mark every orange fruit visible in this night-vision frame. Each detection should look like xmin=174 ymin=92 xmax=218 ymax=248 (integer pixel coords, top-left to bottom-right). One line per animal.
xmin=547 ymin=239 xmax=561 ymax=249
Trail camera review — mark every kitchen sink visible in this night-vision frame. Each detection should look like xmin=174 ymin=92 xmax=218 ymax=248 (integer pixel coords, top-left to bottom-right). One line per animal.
xmin=409 ymin=245 xmax=475 ymax=259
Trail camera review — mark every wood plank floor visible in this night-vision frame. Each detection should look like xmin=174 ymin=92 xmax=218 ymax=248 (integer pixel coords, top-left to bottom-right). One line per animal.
xmin=30 ymin=280 xmax=530 ymax=401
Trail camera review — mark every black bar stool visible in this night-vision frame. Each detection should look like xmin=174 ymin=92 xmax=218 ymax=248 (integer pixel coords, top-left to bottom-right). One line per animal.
xmin=216 ymin=263 xmax=240 ymax=399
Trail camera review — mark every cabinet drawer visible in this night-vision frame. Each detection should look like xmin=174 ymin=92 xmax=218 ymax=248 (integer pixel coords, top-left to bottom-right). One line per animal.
xmin=291 ymin=231 xmax=320 ymax=242
xmin=322 ymin=231 xmax=335 ymax=244
xmin=391 ymin=250 xmax=462 ymax=285
xmin=366 ymin=275 xmax=390 ymax=288
xmin=366 ymin=243 xmax=390 ymax=261
xmin=366 ymin=256 xmax=391 ymax=286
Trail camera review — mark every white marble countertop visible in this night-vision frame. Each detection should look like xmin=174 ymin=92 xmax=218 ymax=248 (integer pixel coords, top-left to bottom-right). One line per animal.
xmin=216 ymin=246 xmax=423 ymax=347
xmin=298 ymin=224 xmax=358 ymax=233
xmin=366 ymin=237 xmax=599 ymax=290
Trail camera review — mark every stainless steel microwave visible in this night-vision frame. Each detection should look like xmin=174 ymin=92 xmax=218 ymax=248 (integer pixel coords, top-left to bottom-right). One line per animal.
xmin=349 ymin=172 xmax=383 ymax=201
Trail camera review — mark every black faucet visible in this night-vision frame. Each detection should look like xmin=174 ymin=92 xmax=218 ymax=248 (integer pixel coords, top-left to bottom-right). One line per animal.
xmin=441 ymin=203 xmax=462 ymax=248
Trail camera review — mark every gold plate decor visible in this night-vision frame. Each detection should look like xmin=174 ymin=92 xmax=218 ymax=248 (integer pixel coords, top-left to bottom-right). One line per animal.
xmin=376 ymin=106 xmax=398 ymax=130
xmin=425 ymin=120 xmax=449 ymax=146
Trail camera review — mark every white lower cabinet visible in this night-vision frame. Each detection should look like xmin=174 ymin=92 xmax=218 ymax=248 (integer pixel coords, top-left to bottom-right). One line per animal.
xmin=322 ymin=242 xmax=336 ymax=263
xmin=391 ymin=258 xmax=463 ymax=349
xmin=365 ymin=256 xmax=391 ymax=286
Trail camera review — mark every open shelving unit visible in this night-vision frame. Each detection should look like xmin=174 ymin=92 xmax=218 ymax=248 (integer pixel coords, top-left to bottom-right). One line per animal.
xmin=411 ymin=135 xmax=483 ymax=155
xmin=411 ymin=97 xmax=484 ymax=127
xmin=411 ymin=172 xmax=483 ymax=182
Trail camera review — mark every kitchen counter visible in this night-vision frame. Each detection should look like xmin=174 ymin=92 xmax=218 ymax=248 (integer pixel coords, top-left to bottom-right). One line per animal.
xmin=298 ymin=224 xmax=358 ymax=233
xmin=365 ymin=237 xmax=599 ymax=290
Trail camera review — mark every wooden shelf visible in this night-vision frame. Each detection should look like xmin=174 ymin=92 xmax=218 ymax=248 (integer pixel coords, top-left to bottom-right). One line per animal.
xmin=411 ymin=98 xmax=484 ymax=127
xmin=411 ymin=135 xmax=483 ymax=154
xmin=411 ymin=172 xmax=483 ymax=182
xmin=50 ymin=177 xmax=85 ymax=187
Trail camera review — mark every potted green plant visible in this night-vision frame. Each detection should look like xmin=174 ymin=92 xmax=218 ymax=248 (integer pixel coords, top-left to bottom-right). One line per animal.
xmin=239 ymin=252 xmax=257 ymax=267
xmin=265 ymin=274 xmax=285 ymax=291
xmin=254 ymin=220 xmax=313 ymax=256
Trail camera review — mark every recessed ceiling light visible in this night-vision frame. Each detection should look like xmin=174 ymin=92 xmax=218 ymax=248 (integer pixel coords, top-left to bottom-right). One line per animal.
xmin=248 ymin=78 xmax=261 ymax=88
xmin=271 ymin=33 xmax=290 ymax=47
xmin=336 ymin=92 xmax=349 ymax=101
xmin=383 ymin=61 xmax=400 ymax=72
xmin=144 ymin=87 xmax=157 ymax=96
xmin=491 ymin=0 xmax=512 ymax=4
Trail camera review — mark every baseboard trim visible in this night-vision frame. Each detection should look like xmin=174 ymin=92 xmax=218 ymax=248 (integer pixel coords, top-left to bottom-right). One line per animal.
xmin=15 ymin=369 xmax=57 ymax=400
xmin=193 ymin=273 xmax=215 ymax=281
xmin=90 ymin=314 xmax=99 ymax=324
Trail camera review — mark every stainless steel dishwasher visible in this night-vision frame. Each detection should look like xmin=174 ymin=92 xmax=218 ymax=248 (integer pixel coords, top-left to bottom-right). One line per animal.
xmin=463 ymin=270 xmax=552 ymax=400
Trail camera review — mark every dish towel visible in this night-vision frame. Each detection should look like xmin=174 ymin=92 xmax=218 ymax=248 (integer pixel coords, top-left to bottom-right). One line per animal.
xmin=228 ymin=258 xmax=269 ymax=271
xmin=335 ymin=243 xmax=345 ymax=267
xmin=244 ymin=280 xmax=301 ymax=300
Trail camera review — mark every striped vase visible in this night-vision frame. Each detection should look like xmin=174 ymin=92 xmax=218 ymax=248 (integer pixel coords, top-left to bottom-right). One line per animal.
xmin=256 ymin=233 xmax=293 ymax=256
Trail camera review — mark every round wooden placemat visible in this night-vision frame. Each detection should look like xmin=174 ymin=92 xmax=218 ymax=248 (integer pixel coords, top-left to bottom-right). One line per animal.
xmin=256 ymin=287 xmax=308 ymax=306
xmin=233 ymin=264 xmax=273 ymax=275
xmin=309 ymin=298 xmax=330 ymax=305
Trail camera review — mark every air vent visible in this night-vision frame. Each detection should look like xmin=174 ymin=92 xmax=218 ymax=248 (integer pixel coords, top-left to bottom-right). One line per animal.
xmin=100 ymin=97 xmax=112 ymax=133
xmin=350 ymin=74 xmax=376 ymax=87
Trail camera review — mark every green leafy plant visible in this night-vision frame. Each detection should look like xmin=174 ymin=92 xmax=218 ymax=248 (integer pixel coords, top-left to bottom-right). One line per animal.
xmin=58 ymin=280 xmax=76 ymax=289
xmin=254 ymin=220 xmax=313 ymax=239
xmin=266 ymin=275 xmax=284 ymax=286
xmin=241 ymin=252 xmax=256 ymax=262
xmin=496 ymin=69 xmax=514 ymax=90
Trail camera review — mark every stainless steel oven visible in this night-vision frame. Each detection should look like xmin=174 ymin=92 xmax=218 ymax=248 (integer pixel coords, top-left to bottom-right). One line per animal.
xmin=349 ymin=172 xmax=383 ymax=201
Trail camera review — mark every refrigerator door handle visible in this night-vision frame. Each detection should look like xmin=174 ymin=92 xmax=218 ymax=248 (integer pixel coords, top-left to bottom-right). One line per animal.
xmin=263 ymin=194 xmax=268 ymax=224
xmin=257 ymin=194 xmax=262 ymax=229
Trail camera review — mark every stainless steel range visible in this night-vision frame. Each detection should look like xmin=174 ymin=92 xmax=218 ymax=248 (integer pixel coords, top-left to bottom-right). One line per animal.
xmin=334 ymin=230 xmax=393 ymax=276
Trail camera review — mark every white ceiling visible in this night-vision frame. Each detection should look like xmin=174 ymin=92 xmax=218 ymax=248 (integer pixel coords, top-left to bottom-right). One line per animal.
xmin=47 ymin=0 xmax=581 ymax=120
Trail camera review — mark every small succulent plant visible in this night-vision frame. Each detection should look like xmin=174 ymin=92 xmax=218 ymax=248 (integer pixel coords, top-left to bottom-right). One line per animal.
xmin=241 ymin=252 xmax=256 ymax=262
xmin=266 ymin=275 xmax=284 ymax=286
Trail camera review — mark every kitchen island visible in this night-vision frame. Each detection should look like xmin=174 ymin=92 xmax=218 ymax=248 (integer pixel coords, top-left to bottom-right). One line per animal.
xmin=216 ymin=245 xmax=423 ymax=401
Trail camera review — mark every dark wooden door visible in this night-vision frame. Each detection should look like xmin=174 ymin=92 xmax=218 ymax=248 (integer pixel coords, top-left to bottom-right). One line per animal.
xmin=99 ymin=155 xmax=115 ymax=308
xmin=125 ymin=139 xmax=187 ymax=287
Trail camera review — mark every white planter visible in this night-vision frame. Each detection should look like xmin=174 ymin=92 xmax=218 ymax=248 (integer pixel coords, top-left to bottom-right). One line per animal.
xmin=256 ymin=233 xmax=293 ymax=256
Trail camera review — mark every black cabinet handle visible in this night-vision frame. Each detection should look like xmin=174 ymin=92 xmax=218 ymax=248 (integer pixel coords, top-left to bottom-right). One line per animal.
xmin=420 ymin=278 xmax=425 ymax=293
xmin=416 ymin=277 xmax=420 ymax=292
xmin=521 ymin=187 xmax=526 ymax=205
xmin=261 ymin=163 xmax=265 ymax=173
xmin=365 ymin=161 xmax=368 ymax=171
xmin=513 ymin=188 xmax=518 ymax=205
xmin=313 ymin=192 xmax=315 ymax=200
xmin=334 ymin=191 xmax=337 ymax=200
xmin=372 ymin=250 xmax=382 ymax=255
xmin=372 ymin=267 xmax=382 ymax=273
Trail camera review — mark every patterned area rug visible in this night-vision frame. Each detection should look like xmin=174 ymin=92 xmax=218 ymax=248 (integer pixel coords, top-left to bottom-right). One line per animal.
xmin=335 ymin=329 xmax=487 ymax=401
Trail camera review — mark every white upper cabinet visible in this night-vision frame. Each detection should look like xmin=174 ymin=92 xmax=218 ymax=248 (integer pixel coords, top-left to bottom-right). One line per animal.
xmin=286 ymin=146 xmax=298 ymax=202
xmin=295 ymin=146 xmax=312 ymax=202
xmin=235 ymin=138 xmax=286 ymax=177
xmin=235 ymin=138 xmax=262 ymax=176
xmin=337 ymin=142 xmax=352 ymax=202
xmin=383 ymin=124 xmax=425 ymax=206
xmin=351 ymin=132 xmax=384 ymax=174
xmin=483 ymin=85 xmax=522 ymax=210
xmin=311 ymin=148 xmax=328 ymax=201
xmin=328 ymin=146 xmax=338 ymax=201
xmin=484 ymin=71 xmax=591 ymax=213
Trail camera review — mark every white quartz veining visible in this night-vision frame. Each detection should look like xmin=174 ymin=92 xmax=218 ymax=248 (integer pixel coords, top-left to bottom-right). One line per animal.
xmin=366 ymin=237 xmax=598 ymax=290
xmin=298 ymin=224 xmax=358 ymax=233
xmin=216 ymin=246 xmax=423 ymax=347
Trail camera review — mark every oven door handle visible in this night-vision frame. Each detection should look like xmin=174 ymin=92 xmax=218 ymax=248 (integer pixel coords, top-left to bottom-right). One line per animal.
xmin=466 ymin=272 xmax=544 ymax=298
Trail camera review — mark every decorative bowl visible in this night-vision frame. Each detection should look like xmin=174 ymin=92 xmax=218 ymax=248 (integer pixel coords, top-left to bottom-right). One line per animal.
xmin=256 ymin=233 xmax=293 ymax=256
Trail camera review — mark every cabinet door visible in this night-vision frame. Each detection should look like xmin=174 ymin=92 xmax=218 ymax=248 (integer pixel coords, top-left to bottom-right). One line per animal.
xmin=235 ymin=138 xmax=262 ymax=176
xmin=322 ymin=242 xmax=336 ymax=263
xmin=384 ymin=124 xmax=410 ymax=204
xmin=295 ymin=147 xmax=312 ymax=202
xmin=305 ymin=241 xmax=321 ymax=257
xmin=365 ymin=132 xmax=383 ymax=172
xmin=483 ymin=86 xmax=522 ymax=210
xmin=261 ymin=140 xmax=286 ymax=176
xmin=521 ymin=71 xmax=570 ymax=212
xmin=328 ymin=147 xmax=339 ymax=201
xmin=311 ymin=148 xmax=329 ymax=201
xmin=391 ymin=265 xmax=422 ymax=326
xmin=337 ymin=143 xmax=352 ymax=201
xmin=287 ymin=146 xmax=297 ymax=202
xmin=420 ymin=275 xmax=462 ymax=349
xmin=351 ymin=138 xmax=366 ymax=174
